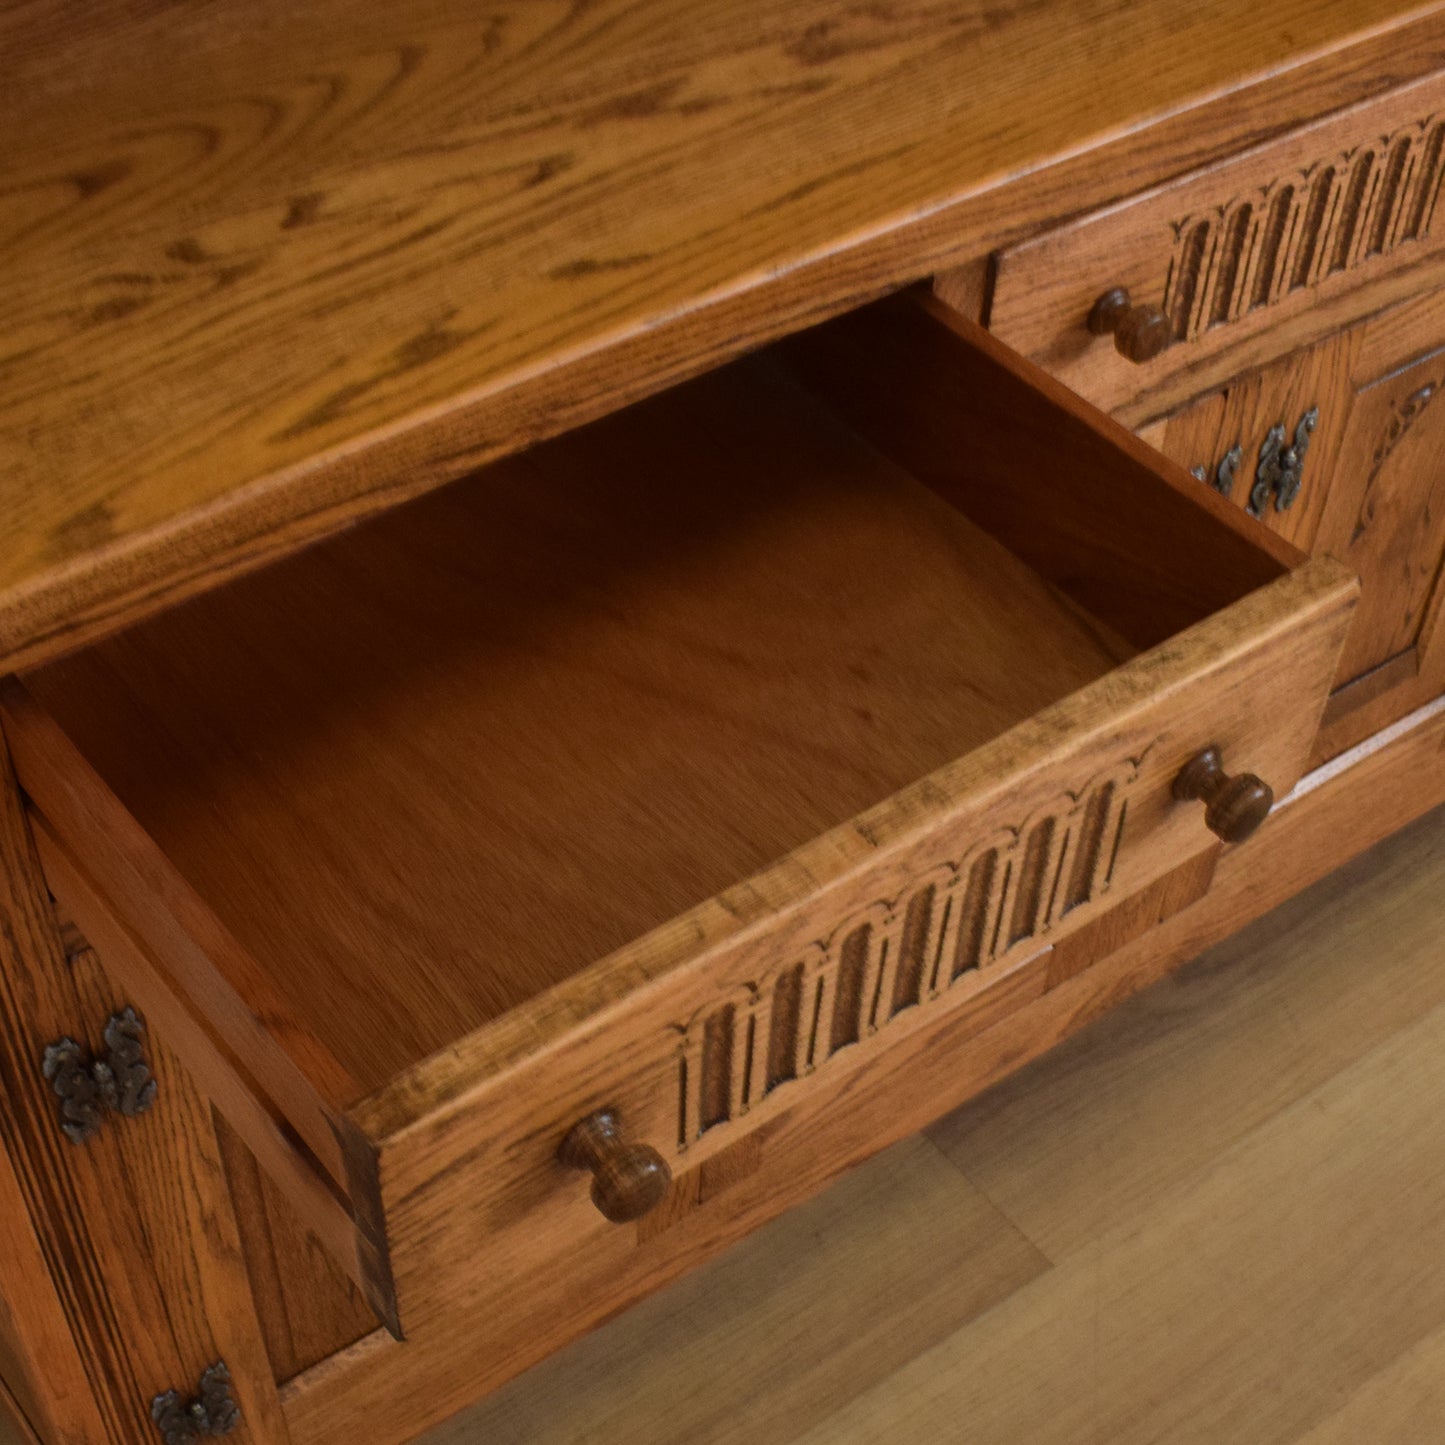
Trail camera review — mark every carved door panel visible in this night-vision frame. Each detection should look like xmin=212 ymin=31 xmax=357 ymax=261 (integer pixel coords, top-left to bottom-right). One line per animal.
xmin=1314 ymin=320 xmax=1445 ymax=735
xmin=1147 ymin=285 xmax=1445 ymax=760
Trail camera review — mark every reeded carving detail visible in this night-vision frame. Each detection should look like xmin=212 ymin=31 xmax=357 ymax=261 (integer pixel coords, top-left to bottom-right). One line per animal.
xmin=1165 ymin=114 xmax=1445 ymax=340
xmin=42 ymin=1006 xmax=158 ymax=1145
xmin=671 ymin=759 xmax=1145 ymax=1149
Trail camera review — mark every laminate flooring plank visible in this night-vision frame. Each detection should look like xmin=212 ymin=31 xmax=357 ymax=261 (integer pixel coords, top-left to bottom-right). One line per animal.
xmin=927 ymin=803 xmax=1445 ymax=1262
xmin=420 ymin=804 xmax=1445 ymax=1445
xmin=1292 ymin=1323 xmax=1445 ymax=1444
xmin=795 ymin=940 xmax=1445 ymax=1441
xmin=422 ymin=1137 xmax=1047 ymax=1445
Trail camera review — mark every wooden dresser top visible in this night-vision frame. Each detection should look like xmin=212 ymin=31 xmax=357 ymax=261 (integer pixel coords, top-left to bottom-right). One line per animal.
xmin=2 ymin=0 xmax=1439 ymax=673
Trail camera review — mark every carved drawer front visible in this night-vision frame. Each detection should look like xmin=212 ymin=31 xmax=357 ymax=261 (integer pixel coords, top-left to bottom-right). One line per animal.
xmin=1 ymin=291 xmax=1356 ymax=1439
xmin=673 ymin=760 xmax=1137 ymax=1152
xmin=984 ymin=69 xmax=1445 ymax=420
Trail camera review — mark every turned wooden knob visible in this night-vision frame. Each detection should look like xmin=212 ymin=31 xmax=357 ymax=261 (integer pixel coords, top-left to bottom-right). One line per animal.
xmin=1087 ymin=287 xmax=1171 ymax=363
xmin=558 ymin=1108 xmax=670 ymax=1223
xmin=1172 ymin=745 xmax=1274 ymax=844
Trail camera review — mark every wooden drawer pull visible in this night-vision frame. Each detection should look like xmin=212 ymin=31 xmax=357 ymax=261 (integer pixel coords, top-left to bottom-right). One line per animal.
xmin=1172 ymin=745 xmax=1274 ymax=844
xmin=1087 ymin=286 xmax=1171 ymax=363
xmin=559 ymin=1108 xmax=671 ymax=1223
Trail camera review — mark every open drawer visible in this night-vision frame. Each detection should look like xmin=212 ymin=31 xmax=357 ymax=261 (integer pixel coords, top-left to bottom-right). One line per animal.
xmin=0 ymin=294 xmax=1355 ymax=1366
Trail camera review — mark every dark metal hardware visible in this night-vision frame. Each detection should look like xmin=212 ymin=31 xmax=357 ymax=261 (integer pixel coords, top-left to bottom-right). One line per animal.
xmin=151 ymin=1362 xmax=241 ymax=1443
xmin=42 ymin=1006 xmax=157 ymax=1145
xmin=1249 ymin=406 xmax=1319 ymax=517
xmin=1190 ymin=442 xmax=1242 ymax=499
xmin=1189 ymin=407 xmax=1318 ymax=517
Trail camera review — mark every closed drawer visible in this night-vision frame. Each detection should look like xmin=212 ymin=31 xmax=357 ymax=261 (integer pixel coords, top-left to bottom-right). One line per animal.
xmin=987 ymin=69 xmax=1445 ymax=418
xmin=0 ymin=293 xmax=1355 ymax=1406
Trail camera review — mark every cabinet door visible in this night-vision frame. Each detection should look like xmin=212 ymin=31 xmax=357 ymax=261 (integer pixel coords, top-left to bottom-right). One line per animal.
xmin=0 ymin=726 xmax=290 ymax=1445
xmin=1315 ymin=302 xmax=1445 ymax=746
xmin=1141 ymin=330 xmax=1360 ymax=553
xmin=1149 ymin=286 xmax=1445 ymax=762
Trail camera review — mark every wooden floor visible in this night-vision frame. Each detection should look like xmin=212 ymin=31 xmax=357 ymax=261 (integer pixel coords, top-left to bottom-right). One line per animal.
xmin=7 ymin=803 xmax=1445 ymax=1445
xmin=424 ymin=800 xmax=1445 ymax=1445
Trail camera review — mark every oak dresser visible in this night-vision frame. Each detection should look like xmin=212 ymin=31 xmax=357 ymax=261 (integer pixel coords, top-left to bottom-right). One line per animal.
xmin=5 ymin=3 xmax=1445 ymax=1442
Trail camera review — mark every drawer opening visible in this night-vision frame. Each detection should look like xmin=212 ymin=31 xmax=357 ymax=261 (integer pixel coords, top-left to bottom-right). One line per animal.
xmin=14 ymin=292 xmax=1290 ymax=1109
xmin=3 ymin=289 xmax=1352 ymax=1339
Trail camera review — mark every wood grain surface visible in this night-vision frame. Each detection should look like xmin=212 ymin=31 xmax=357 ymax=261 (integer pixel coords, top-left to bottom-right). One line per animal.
xmin=0 ymin=727 xmax=288 ymax=1445
xmin=214 ymin=1119 xmax=377 ymax=1387
xmin=1 ymin=0 xmax=1438 ymax=674
xmin=283 ymin=697 xmax=1445 ymax=1445
xmin=989 ymin=64 xmax=1445 ymax=412
xmin=411 ymin=797 xmax=1445 ymax=1445
xmin=18 ymin=346 xmax=1130 ymax=1096
xmin=1147 ymin=262 xmax=1445 ymax=765
xmin=0 ymin=1108 xmax=107 ymax=1445
xmin=783 ymin=292 xmax=1298 ymax=646
xmin=8 ymin=300 xmax=1356 ymax=1341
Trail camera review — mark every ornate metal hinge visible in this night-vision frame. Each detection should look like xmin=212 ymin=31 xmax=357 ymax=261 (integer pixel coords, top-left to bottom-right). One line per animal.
xmin=1190 ymin=443 xmax=1242 ymax=498
xmin=1248 ymin=406 xmax=1319 ymax=517
xmin=41 ymin=1006 xmax=157 ymax=1145
xmin=151 ymin=1362 xmax=241 ymax=1443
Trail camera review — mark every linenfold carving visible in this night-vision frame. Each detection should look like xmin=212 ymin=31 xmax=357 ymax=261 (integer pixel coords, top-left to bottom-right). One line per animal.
xmin=1165 ymin=114 xmax=1445 ymax=341
xmin=671 ymin=757 xmax=1146 ymax=1149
